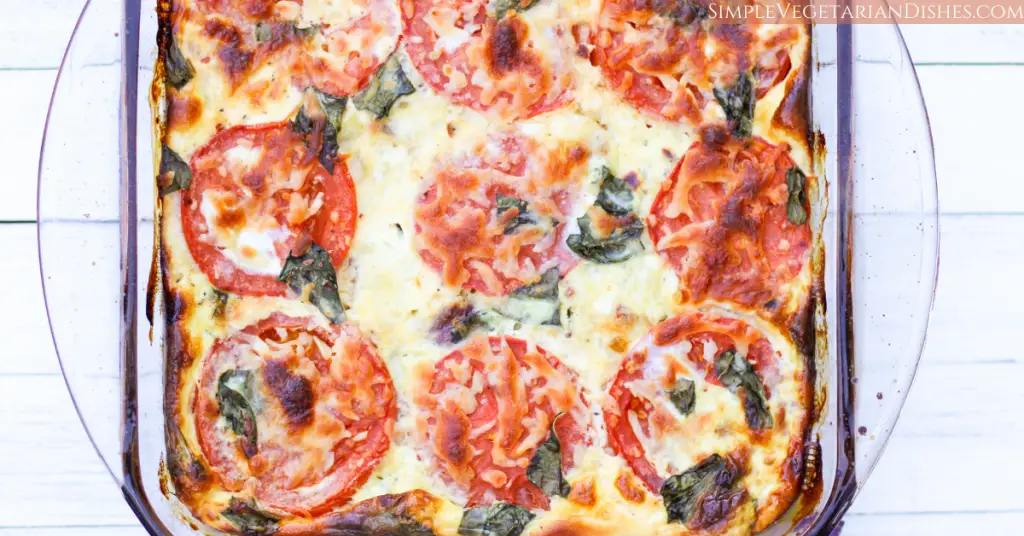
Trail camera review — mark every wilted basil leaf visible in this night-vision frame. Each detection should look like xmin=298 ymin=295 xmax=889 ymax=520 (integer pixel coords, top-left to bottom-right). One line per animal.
xmin=660 ymin=454 xmax=745 ymax=526
xmin=315 ymin=89 xmax=348 ymax=135
xmin=567 ymin=213 xmax=644 ymax=264
xmin=526 ymin=412 xmax=571 ymax=497
xmin=353 ymin=53 xmax=415 ymax=120
xmin=497 ymin=268 xmax=561 ymax=326
xmin=667 ymin=378 xmax=696 ymax=416
xmin=331 ymin=512 xmax=435 ymax=535
xmin=222 ymin=498 xmax=278 ymax=534
xmin=496 ymin=194 xmax=537 ymax=235
xmin=212 ymin=289 xmax=229 ymax=318
xmin=158 ymin=144 xmax=192 ymax=195
xmin=278 ymin=243 xmax=345 ymax=323
xmin=254 ymin=22 xmax=273 ymax=43
xmin=594 ymin=167 xmax=634 ymax=217
xmin=714 ymin=349 xmax=773 ymax=430
xmin=713 ymin=73 xmax=755 ymax=138
xmin=217 ymin=370 xmax=258 ymax=458
xmin=785 ymin=166 xmax=808 ymax=225
xmin=490 ymin=0 xmax=538 ymax=20
xmin=319 ymin=120 xmax=340 ymax=174
xmin=458 ymin=502 xmax=534 ymax=536
xmin=165 ymin=36 xmax=194 ymax=90
xmin=431 ymin=303 xmax=486 ymax=345
xmin=291 ymin=105 xmax=314 ymax=136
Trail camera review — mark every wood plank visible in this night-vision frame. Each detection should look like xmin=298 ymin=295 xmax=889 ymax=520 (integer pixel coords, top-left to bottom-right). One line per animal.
xmin=0 ymin=375 xmax=138 ymax=527
xmin=844 ymin=511 xmax=1024 ymax=535
xmin=0 ymin=70 xmax=58 ymax=223
xmin=901 ymin=25 xmax=1024 ymax=65
xmin=915 ymin=66 xmax=1024 ymax=214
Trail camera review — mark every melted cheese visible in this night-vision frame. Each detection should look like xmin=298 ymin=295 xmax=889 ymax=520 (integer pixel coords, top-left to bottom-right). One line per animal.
xmin=159 ymin=0 xmax=815 ymax=532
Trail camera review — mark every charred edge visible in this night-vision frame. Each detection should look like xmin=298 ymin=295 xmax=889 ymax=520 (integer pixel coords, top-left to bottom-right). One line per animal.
xmin=315 ymin=491 xmax=442 ymax=534
xmin=155 ymin=0 xmax=175 ymax=145
xmin=771 ymin=24 xmax=812 ymax=148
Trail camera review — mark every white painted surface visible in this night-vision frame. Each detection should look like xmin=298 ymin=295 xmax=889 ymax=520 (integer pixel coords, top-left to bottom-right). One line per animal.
xmin=0 ymin=2 xmax=1021 ymax=533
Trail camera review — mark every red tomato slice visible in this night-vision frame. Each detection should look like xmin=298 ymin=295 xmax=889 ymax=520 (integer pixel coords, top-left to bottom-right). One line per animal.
xmin=586 ymin=0 xmax=801 ymax=122
xmin=647 ymin=127 xmax=810 ymax=312
xmin=181 ymin=120 xmax=357 ymax=296
xmin=413 ymin=133 xmax=585 ymax=296
xmin=605 ymin=312 xmax=805 ymax=531
xmin=419 ymin=335 xmax=591 ymax=510
xmin=189 ymin=0 xmax=401 ymax=95
xmin=194 ymin=314 xmax=397 ymax=516
xmin=606 ymin=311 xmax=790 ymax=483
xmin=402 ymin=0 xmax=573 ymax=118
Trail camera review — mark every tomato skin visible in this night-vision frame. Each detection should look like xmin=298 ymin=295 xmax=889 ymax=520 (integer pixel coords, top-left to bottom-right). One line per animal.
xmin=587 ymin=0 xmax=801 ymax=123
xmin=401 ymin=0 xmax=573 ymax=119
xmin=420 ymin=335 xmax=590 ymax=510
xmin=189 ymin=0 xmax=402 ymax=96
xmin=647 ymin=131 xmax=810 ymax=311
xmin=194 ymin=313 xmax=396 ymax=516
xmin=413 ymin=133 xmax=582 ymax=296
xmin=604 ymin=312 xmax=777 ymax=493
xmin=180 ymin=121 xmax=357 ymax=296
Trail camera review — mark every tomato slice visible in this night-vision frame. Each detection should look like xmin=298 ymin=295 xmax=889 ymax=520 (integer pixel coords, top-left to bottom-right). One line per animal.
xmin=413 ymin=132 xmax=585 ymax=296
xmin=647 ymin=127 xmax=810 ymax=312
xmin=194 ymin=314 xmax=396 ymax=516
xmin=604 ymin=312 xmax=806 ymax=530
xmin=402 ymin=0 xmax=573 ymax=118
xmin=587 ymin=0 xmax=801 ymax=122
xmin=189 ymin=0 xmax=401 ymax=95
xmin=418 ymin=335 xmax=591 ymax=510
xmin=181 ymin=120 xmax=357 ymax=296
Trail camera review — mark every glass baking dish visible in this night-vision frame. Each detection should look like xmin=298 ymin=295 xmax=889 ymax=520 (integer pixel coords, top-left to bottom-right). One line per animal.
xmin=37 ymin=0 xmax=939 ymax=533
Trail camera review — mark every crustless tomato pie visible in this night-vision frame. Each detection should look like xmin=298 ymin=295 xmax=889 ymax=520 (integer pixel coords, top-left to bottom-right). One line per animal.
xmin=154 ymin=0 xmax=818 ymax=533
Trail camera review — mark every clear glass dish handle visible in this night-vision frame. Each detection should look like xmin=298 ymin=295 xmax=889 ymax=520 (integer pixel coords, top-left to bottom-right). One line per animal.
xmin=845 ymin=23 xmax=940 ymax=489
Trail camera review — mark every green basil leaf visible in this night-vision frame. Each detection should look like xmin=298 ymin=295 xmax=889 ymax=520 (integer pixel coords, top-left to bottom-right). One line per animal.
xmin=713 ymin=73 xmax=755 ymax=138
xmin=511 ymin=267 xmax=559 ymax=301
xmin=278 ymin=243 xmax=345 ymax=323
xmin=594 ymin=167 xmax=634 ymax=217
xmin=785 ymin=166 xmax=808 ymax=225
xmin=498 ymin=267 xmax=561 ymax=326
xmin=165 ymin=35 xmax=194 ymax=90
xmin=458 ymin=502 xmax=534 ymax=536
xmin=660 ymin=454 xmax=745 ymax=526
xmin=315 ymin=89 xmax=348 ymax=135
xmin=212 ymin=289 xmax=229 ymax=318
xmin=254 ymin=22 xmax=273 ymax=43
xmin=217 ymin=370 xmax=259 ymax=458
xmin=496 ymin=194 xmax=537 ymax=235
xmin=158 ymin=144 xmax=193 ymax=195
xmin=526 ymin=412 xmax=571 ymax=497
xmin=431 ymin=303 xmax=486 ymax=345
xmin=353 ymin=53 xmax=415 ymax=120
xmin=490 ymin=0 xmax=538 ymax=20
xmin=667 ymin=377 xmax=696 ymax=416
xmin=714 ymin=350 xmax=773 ymax=430
xmin=330 ymin=511 xmax=435 ymax=535
xmin=291 ymin=105 xmax=314 ymax=136
xmin=567 ymin=213 xmax=644 ymax=264
xmin=319 ymin=120 xmax=340 ymax=174
xmin=222 ymin=498 xmax=278 ymax=535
